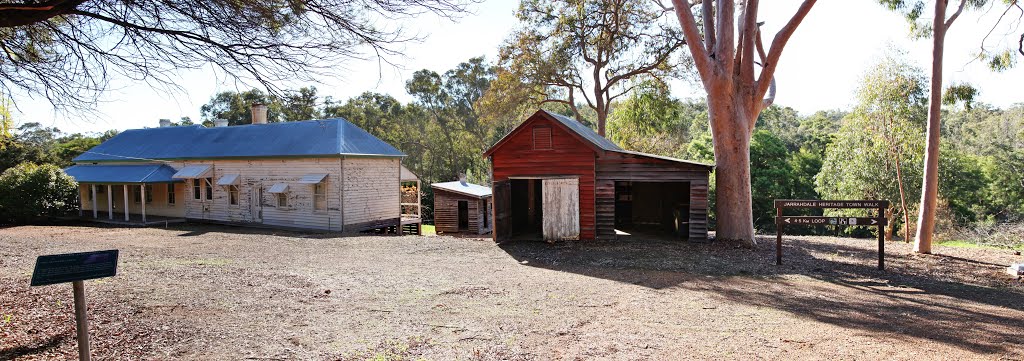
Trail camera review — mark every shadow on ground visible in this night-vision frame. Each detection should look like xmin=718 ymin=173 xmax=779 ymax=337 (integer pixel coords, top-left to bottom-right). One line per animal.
xmin=498 ymin=236 xmax=1024 ymax=355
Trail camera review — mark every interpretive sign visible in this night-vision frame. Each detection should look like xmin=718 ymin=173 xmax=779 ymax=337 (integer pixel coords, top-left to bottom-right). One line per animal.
xmin=30 ymin=250 xmax=119 ymax=361
xmin=775 ymin=200 xmax=888 ymax=270
xmin=31 ymin=250 xmax=118 ymax=286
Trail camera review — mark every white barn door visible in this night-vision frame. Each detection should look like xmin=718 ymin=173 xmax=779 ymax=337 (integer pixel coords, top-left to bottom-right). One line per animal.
xmin=542 ymin=178 xmax=580 ymax=241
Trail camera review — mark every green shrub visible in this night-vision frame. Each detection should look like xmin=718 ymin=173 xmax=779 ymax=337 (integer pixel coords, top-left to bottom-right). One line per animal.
xmin=0 ymin=163 xmax=78 ymax=224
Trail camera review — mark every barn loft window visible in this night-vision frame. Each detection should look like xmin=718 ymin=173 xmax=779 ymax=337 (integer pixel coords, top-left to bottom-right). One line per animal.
xmin=533 ymin=126 xmax=552 ymax=150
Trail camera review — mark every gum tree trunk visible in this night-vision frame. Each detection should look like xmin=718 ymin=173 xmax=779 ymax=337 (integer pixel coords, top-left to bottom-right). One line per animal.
xmin=709 ymin=97 xmax=757 ymax=243
xmin=914 ymin=0 xmax=957 ymax=254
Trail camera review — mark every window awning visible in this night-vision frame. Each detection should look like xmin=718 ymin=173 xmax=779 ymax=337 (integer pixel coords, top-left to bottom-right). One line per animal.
xmin=64 ymin=164 xmax=181 ymax=184
xmin=171 ymin=164 xmax=213 ymax=179
xmin=297 ymin=173 xmax=328 ymax=184
xmin=267 ymin=183 xmax=289 ymax=193
xmin=216 ymin=174 xmax=240 ymax=186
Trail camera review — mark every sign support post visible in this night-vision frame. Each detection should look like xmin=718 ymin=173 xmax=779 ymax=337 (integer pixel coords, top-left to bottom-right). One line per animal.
xmin=72 ymin=280 xmax=91 ymax=361
xmin=776 ymin=206 xmax=783 ymax=266
xmin=877 ymin=205 xmax=885 ymax=270
xmin=30 ymin=250 xmax=118 ymax=361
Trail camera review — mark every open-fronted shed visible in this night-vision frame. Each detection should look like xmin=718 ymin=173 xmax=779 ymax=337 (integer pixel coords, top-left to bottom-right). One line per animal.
xmin=432 ymin=179 xmax=492 ymax=235
xmin=484 ymin=110 xmax=713 ymax=242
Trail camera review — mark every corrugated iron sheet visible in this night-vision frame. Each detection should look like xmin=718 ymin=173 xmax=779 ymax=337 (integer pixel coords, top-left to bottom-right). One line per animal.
xmin=216 ymin=174 xmax=240 ymax=186
xmin=73 ymin=118 xmax=405 ymax=163
xmin=64 ymin=164 xmax=181 ymax=183
xmin=172 ymin=164 xmax=212 ymax=179
xmin=297 ymin=173 xmax=328 ymax=184
xmin=542 ymin=110 xmax=623 ymax=152
xmin=432 ymin=180 xmax=492 ymax=198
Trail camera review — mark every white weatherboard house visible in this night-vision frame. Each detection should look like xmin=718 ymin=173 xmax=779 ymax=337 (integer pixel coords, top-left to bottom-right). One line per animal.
xmin=65 ymin=108 xmax=420 ymax=232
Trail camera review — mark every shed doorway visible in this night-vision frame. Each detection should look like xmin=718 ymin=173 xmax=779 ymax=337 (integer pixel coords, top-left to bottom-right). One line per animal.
xmin=508 ymin=178 xmax=580 ymax=241
xmin=457 ymin=200 xmax=469 ymax=230
xmin=614 ymin=181 xmax=690 ymax=240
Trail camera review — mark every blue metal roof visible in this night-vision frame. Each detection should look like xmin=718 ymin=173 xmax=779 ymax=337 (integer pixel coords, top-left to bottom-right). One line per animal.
xmin=64 ymin=164 xmax=181 ymax=183
xmin=541 ymin=110 xmax=623 ymax=152
xmin=73 ymin=118 xmax=404 ymax=162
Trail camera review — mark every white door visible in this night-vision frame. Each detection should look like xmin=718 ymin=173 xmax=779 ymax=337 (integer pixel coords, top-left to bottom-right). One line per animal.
xmin=249 ymin=182 xmax=263 ymax=223
xmin=542 ymin=178 xmax=580 ymax=241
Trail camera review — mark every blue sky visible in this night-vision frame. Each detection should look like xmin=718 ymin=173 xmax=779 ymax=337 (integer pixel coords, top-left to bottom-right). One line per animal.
xmin=12 ymin=0 xmax=1024 ymax=134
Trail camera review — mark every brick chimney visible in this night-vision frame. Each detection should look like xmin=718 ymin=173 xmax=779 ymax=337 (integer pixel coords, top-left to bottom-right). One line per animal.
xmin=251 ymin=103 xmax=268 ymax=124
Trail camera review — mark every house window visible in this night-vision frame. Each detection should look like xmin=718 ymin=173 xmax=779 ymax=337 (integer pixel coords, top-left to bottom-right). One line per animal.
xmin=87 ymin=186 xmax=93 ymax=201
xmin=533 ymin=126 xmax=552 ymax=150
xmin=167 ymin=184 xmax=176 ymax=205
xmin=228 ymin=185 xmax=239 ymax=205
xmin=97 ymin=186 xmax=105 ymax=194
xmin=133 ymin=186 xmax=141 ymax=204
xmin=204 ymin=178 xmax=213 ymax=200
xmin=193 ymin=179 xmax=201 ymax=200
xmin=277 ymin=193 xmax=288 ymax=208
xmin=145 ymin=185 xmax=153 ymax=203
xmin=313 ymin=183 xmax=326 ymax=211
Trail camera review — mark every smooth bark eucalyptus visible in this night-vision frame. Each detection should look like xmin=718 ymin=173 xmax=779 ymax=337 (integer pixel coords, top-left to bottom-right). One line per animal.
xmin=670 ymin=0 xmax=816 ymax=246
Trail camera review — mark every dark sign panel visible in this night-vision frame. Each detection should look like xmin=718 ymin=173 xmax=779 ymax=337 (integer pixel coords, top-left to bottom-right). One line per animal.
xmin=31 ymin=250 xmax=119 ymax=287
xmin=777 ymin=216 xmax=887 ymax=226
xmin=774 ymin=199 xmax=890 ymax=209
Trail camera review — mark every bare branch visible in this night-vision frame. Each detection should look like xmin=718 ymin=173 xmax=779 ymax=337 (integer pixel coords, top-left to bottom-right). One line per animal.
xmin=701 ymin=0 xmax=715 ymax=54
xmin=945 ymin=0 xmax=968 ymax=29
xmin=715 ymin=0 xmax=736 ymax=77
xmin=671 ymin=0 xmax=713 ymax=81
xmin=755 ymin=0 xmax=816 ymax=102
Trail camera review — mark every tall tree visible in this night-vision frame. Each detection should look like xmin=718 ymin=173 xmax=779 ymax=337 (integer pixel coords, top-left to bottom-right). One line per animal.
xmin=670 ymin=0 xmax=817 ymax=246
xmin=500 ymin=0 xmax=687 ymax=136
xmin=0 ymin=0 xmax=469 ymax=110
xmin=880 ymin=0 xmax=1018 ymax=253
xmin=816 ymin=56 xmax=928 ymax=241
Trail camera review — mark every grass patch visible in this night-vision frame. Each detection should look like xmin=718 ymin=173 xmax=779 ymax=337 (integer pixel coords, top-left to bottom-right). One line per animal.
xmin=938 ymin=240 xmax=1024 ymax=251
xmin=421 ymin=225 xmax=435 ymax=236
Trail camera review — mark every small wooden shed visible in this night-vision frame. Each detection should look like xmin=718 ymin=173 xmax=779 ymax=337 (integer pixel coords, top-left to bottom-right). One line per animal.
xmin=484 ymin=110 xmax=713 ymax=242
xmin=431 ymin=179 xmax=492 ymax=235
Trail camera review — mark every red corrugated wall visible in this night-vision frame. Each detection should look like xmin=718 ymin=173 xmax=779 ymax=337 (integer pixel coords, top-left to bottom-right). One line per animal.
xmin=490 ymin=114 xmax=597 ymax=240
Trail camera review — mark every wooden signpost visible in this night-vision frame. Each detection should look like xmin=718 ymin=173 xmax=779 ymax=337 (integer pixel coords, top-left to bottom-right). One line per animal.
xmin=30 ymin=250 xmax=119 ymax=361
xmin=775 ymin=200 xmax=889 ymax=270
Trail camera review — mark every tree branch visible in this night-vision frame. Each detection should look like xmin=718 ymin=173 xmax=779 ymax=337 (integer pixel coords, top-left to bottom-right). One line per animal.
xmin=701 ymin=0 xmax=715 ymax=54
xmin=715 ymin=0 xmax=736 ymax=76
xmin=0 ymin=0 xmax=87 ymax=27
xmin=755 ymin=0 xmax=816 ymax=102
xmin=671 ymin=0 xmax=713 ymax=81
xmin=944 ymin=0 xmax=967 ymax=29
xmin=739 ymin=0 xmax=759 ymax=84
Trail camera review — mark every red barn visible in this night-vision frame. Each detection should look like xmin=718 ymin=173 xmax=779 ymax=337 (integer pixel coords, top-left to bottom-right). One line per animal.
xmin=484 ymin=110 xmax=713 ymax=242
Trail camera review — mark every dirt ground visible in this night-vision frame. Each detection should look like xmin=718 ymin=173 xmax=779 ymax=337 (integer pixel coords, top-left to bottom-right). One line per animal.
xmin=2 ymin=223 xmax=1023 ymax=360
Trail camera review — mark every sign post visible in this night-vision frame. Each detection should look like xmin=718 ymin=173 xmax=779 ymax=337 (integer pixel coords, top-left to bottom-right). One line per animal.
xmin=775 ymin=200 xmax=889 ymax=270
xmin=30 ymin=250 xmax=119 ymax=361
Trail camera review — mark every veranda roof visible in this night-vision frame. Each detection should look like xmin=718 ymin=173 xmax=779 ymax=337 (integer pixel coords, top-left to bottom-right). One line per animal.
xmin=64 ymin=164 xmax=181 ymax=184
